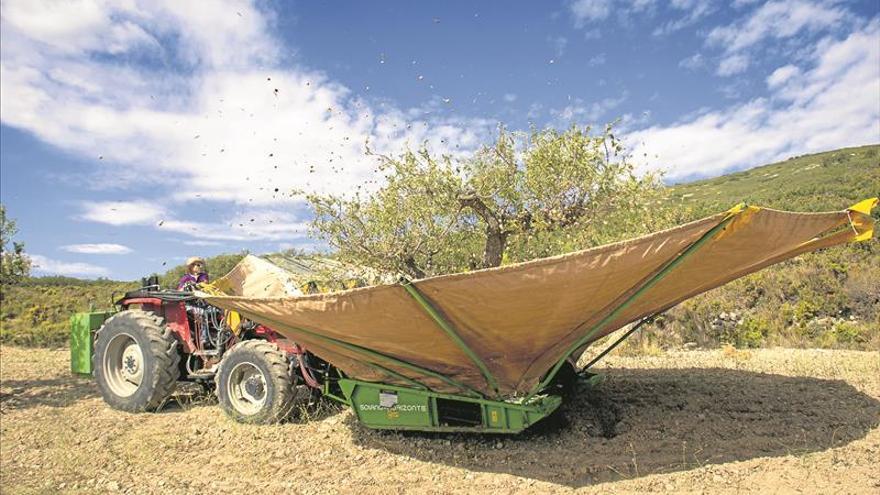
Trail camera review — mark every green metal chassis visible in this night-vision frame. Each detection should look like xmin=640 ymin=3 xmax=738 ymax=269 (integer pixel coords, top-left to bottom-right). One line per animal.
xmin=327 ymin=379 xmax=562 ymax=433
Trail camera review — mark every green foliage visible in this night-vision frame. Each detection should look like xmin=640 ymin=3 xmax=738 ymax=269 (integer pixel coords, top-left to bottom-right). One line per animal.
xmin=0 ymin=278 xmax=136 ymax=346
xmin=830 ymin=321 xmax=866 ymax=345
xmin=669 ymin=144 xmax=880 ymax=214
xmin=308 ymin=125 xmax=667 ymax=278
xmin=733 ymin=316 xmax=770 ymax=348
xmin=0 ymin=204 xmax=31 ymax=287
xmin=647 ymin=145 xmax=880 ymax=350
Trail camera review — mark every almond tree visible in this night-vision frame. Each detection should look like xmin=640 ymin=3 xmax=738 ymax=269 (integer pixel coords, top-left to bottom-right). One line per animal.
xmin=307 ymin=125 xmax=671 ymax=279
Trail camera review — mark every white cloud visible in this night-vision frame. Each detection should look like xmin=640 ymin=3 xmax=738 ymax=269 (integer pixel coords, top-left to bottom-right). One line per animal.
xmin=716 ymin=53 xmax=750 ymax=76
xmin=503 ymin=93 xmax=518 ymax=103
xmin=569 ymin=0 xmax=613 ymax=25
xmin=588 ymin=53 xmax=606 ymax=66
xmin=679 ymin=53 xmax=705 ymax=70
xmin=0 ymin=0 xmax=157 ymax=55
xmin=77 ymin=199 xmax=309 ymax=242
xmin=652 ymin=0 xmax=715 ymax=36
xmin=706 ymin=0 xmax=852 ymax=76
xmin=629 ymin=20 xmax=880 ymax=181
xmin=766 ymin=64 xmax=801 ymax=88
xmin=551 ymin=93 xmax=628 ymax=125
xmin=181 ymin=240 xmax=222 ymax=247
xmin=28 ymin=254 xmax=110 ymax=278
xmin=0 ymin=0 xmax=494 ymax=237
xmin=707 ymin=0 xmax=850 ymax=53
xmin=568 ymin=0 xmax=659 ymax=28
xmin=61 ymin=243 xmax=132 ymax=254
xmin=78 ymin=201 xmax=165 ymax=226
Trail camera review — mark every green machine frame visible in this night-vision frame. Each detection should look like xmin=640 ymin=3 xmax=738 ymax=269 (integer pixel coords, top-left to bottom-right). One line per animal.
xmin=327 ymin=380 xmax=562 ymax=433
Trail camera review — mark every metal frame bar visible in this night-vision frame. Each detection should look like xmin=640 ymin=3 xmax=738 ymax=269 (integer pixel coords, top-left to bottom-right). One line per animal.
xmin=400 ymin=279 xmax=500 ymax=396
xmin=233 ymin=310 xmax=483 ymax=397
xmin=579 ymin=315 xmax=655 ymax=372
xmin=525 ymin=208 xmax=744 ymax=400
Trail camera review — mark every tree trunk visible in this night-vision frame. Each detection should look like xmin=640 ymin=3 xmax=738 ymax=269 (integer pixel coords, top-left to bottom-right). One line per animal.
xmin=402 ymin=256 xmax=426 ymax=279
xmin=459 ymin=193 xmax=507 ymax=268
xmin=482 ymin=229 xmax=507 ymax=268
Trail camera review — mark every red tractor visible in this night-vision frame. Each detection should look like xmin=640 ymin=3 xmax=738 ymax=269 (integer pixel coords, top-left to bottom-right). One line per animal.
xmin=86 ymin=283 xmax=332 ymax=424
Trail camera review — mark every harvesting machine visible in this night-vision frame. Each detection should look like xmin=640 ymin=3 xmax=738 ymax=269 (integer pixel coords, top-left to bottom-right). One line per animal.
xmin=71 ymin=200 xmax=877 ymax=433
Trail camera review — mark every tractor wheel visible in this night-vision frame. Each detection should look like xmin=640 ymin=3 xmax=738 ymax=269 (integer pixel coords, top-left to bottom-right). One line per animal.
xmin=215 ymin=340 xmax=297 ymax=424
xmin=93 ymin=310 xmax=180 ymax=412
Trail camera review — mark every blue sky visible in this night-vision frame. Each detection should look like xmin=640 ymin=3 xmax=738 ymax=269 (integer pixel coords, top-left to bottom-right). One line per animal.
xmin=1 ymin=0 xmax=878 ymax=280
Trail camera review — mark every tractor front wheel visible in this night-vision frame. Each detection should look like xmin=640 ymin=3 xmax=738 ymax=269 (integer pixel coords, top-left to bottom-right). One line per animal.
xmin=93 ymin=310 xmax=180 ymax=412
xmin=215 ymin=340 xmax=297 ymax=424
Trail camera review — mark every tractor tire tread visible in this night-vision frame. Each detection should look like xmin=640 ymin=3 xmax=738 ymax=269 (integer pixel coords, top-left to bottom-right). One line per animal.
xmin=94 ymin=309 xmax=180 ymax=412
xmin=215 ymin=340 xmax=297 ymax=424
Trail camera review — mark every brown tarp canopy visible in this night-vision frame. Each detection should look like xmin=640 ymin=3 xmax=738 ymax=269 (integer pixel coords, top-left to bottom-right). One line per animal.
xmin=200 ymin=200 xmax=876 ymax=399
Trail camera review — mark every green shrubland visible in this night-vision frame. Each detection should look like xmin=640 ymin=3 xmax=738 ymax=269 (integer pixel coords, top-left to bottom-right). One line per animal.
xmin=0 ymin=278 xmax=136 ymax=346
xmin=636 ymin=144 xmax=880 ymax=350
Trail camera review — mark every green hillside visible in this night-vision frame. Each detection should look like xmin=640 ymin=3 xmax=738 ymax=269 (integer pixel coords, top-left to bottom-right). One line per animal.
xmin=668 ymin=144 xmax=879 ymax=214
xmin=1 ymin=145 xmax=877 ymax=349
xmin=0 ymin=278 xmax=137 ymax=346
xmin=639 ymin=144 xmax=879 ymax=351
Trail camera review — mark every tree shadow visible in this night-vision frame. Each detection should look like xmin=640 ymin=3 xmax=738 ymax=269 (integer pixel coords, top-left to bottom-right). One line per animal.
xmin=0 ymin=375 xmax=98 ymax=411
xmin=348 ymin=368 xmax=880 ymax=487
xmin=0 ymin=374 xmax=216 ymax=413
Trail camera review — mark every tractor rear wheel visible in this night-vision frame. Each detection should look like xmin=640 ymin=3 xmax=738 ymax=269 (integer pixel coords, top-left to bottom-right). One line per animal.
xmin=93 ymin=310 xmax=180 ymax=412
xmin=215 ymin=340 xmax=297 ymax=424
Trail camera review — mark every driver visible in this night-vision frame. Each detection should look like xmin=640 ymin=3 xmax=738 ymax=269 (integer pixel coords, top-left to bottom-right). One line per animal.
xmin=178 ymin=256 xmax=209 ymax=290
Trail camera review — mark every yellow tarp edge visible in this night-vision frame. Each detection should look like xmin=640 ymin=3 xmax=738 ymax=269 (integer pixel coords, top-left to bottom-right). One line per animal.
xmin=847 ymin=197 xmax=878 ymax=242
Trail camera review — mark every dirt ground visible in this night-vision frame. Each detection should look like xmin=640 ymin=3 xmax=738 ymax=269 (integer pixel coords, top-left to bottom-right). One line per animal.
xmin=1 ymin=346 xmax=878 ymax=494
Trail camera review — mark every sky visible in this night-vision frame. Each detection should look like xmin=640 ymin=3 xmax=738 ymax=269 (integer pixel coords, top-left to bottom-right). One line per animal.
xmin=1 ymin=0 xmax=878 ymax=280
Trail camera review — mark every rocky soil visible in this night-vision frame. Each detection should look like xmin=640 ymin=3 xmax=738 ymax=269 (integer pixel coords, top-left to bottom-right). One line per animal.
xmin=1 ymin=346 xmax=878 ymax=494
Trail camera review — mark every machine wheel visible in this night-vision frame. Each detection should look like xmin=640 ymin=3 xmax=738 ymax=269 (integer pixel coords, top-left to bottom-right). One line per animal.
xmin=93 ymin=310 xmax=180 ymax=412
xmin=215 ymin=340 xmax=297 ymax=424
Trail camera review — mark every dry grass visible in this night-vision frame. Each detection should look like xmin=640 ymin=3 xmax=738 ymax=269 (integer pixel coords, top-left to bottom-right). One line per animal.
xmin=1 ymin=345 xmax=879 ymax=494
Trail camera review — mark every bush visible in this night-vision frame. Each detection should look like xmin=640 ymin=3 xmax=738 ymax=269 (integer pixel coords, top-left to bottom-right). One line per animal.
xmin=732 ymin=316 xmax=769 ymax=348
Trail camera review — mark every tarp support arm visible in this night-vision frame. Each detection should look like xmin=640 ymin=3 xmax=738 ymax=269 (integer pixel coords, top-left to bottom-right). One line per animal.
xmin=578 ymin=314 xmax=657 ymax=372
xmin=524 ymin=207 xmax=744 ymax=400
xmin=401 ymin=279 xmax=501 ymax=397
xmin=234 ymin=310 xmax=483 ymax=398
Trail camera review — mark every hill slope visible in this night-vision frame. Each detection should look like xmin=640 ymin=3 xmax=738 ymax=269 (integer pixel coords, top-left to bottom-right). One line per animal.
xmin=637 ymin=144 xmax=879 ymax=351
xmin=669 ymin=144 xmax=879 ymax=213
